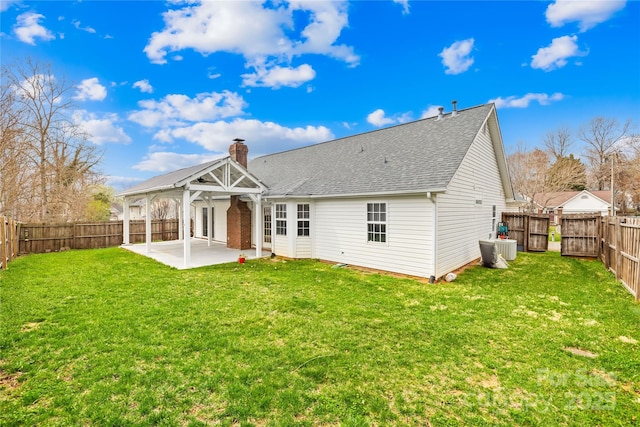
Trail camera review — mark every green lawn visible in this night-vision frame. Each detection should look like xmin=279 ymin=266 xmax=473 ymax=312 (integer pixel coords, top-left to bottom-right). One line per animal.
xmin=1 ymin=249 xmax=638 ymax=426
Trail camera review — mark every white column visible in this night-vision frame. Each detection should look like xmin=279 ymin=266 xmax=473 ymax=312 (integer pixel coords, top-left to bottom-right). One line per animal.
xmin=207 ymin=197 xmax=213 ymax=247
xmin=123 ymin=198 xmax=130 ymax=245
xmin=177 ymin=198 xmax=183 ymax=241
xmin=145 ymin=194 xmax=152 ymax=254
xmin=254 ymin=195 xmax=262 ymax=257
xmin=183 ymin=189 xmax=191 ymax=268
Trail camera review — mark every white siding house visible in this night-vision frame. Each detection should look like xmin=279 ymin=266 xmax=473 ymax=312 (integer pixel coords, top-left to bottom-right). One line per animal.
xmin=118 ymin=103 xmax=515 ymax=277
xmin=249 ymin=103 xmax=515 ymax=279
xmin=531 ymin=190 xmax=613 ymax=224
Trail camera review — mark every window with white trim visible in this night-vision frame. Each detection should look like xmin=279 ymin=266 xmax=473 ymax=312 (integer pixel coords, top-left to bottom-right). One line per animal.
xmin=367 ymin=202 xmax=387 ymax=243
xmin=275 ymin=204 xmax=287 ymax=236
xmin=297 ymin=204 xmax=310 ymax=236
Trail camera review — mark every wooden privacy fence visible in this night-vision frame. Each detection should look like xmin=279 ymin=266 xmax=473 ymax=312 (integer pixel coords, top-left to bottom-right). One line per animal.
xmin=18 ymin=219 xmax=180 ymax=254
xmin=600 ymin=216 xmax=640 ymax=301
xmin=561 ymin=214 xmax=600 ymax=257
xmin=1 ymin=216 xmax=20 ymax=270
xmin=501 ymin=213 xmax=549 ymax=252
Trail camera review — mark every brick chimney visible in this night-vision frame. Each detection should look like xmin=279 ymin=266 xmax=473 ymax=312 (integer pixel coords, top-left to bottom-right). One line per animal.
xmin=227 ymin=138 xmax=252 ymax=250
xmin=229 ymin=138 xmax=248 ymax=168
xmin=227 ymin=195 xmax=252 ymax=250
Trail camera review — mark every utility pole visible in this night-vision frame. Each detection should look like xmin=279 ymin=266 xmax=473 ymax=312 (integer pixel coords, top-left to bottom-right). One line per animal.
xmin=610 ymin=152 xmax=615 ymax=217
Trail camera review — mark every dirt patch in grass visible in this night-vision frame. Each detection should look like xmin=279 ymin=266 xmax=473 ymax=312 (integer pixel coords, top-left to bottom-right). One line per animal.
xmin=563 ymin=347 xmax=598 ymax=358
xmin=619 ymin=336 xmax=637 ymax=344
xmin=20 ymin=321 xmax=43 ymax=332
xmin=0 ymin=370 xmax=22 ymax=391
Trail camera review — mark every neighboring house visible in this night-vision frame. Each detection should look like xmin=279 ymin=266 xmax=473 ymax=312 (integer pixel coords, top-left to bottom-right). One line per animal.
xmin=531 ymin=190 xmax=613 ymax=224
xmin=118 ymin=103 xmax=515 ymax=278
xmin=110 ymin=199 xmax=180 ymax=221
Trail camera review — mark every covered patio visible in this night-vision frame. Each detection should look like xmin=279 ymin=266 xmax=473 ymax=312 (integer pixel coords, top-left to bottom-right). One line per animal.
xmin=117 ymin=140 xmax=267 ymax=269
xmin=122 ymin=239 xmax=267 ymax=269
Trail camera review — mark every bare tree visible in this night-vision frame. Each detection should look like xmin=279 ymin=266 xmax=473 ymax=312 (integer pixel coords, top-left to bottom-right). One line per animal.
xmin=508 ymin=144 xmax=553 ymax=211
xmin=0 ymin=66 xmax=29 ymax=219
xmin=579 ymin=117 xmax=631 ymax=190
xmin=151 ymin=199 xmax=172 ymax=220
xmin=1 ymin=58 xmax=103 ymax=221
xmin=543 ymin=126 xmax=572 ymax=161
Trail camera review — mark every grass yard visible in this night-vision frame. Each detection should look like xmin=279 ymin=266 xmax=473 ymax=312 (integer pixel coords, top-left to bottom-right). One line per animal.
xmin=1 ymin=249 xmax=639 ymax=426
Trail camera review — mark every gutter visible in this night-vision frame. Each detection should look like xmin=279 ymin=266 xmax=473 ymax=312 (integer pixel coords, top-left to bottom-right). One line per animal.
xmin=262 ymin=188 xmax=448 ymax=200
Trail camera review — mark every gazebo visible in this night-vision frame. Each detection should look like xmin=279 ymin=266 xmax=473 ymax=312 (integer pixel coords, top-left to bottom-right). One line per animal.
xmin=117 ymin=140 xmax=266 ymax=268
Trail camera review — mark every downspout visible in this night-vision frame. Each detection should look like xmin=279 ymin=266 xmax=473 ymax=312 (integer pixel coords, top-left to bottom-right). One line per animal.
xmin=430 ymin=192 xmax=438 ymax=282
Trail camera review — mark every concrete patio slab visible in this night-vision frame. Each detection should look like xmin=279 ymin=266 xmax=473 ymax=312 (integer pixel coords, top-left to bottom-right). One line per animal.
xmin=121 ymin=239 xmax=268 ymax=269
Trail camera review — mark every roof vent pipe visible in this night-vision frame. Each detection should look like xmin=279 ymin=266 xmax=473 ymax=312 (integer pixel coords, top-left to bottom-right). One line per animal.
xmin=437 ymin=106 xmax=444 ymax=120
xmin=451 ymin=100 xmax=458 ymax=117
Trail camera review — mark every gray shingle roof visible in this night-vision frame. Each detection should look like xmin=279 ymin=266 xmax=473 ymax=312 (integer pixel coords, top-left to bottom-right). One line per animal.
xmin=248 ymin=104 xmax=494 ymax=197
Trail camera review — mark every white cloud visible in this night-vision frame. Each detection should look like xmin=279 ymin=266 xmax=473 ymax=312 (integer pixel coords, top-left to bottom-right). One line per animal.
xmin=393 ymin=0 xmax=410 ymax=14
xmin=73 ymin=20 xmax=96 ymax=34
xmin=14 ymin=12 xmax=55 ymax=45
xmin=133 ymin=79 xmax=154 ymax=94
xmin=242 ymin=63 xmax=316 ymax=88
xmin=489 ymin=93 xmax=565 ymax=109
xmin=207 ymin=67 xmax=221 ymax=79
xmin=288 ymin=1 xmax=359 ymax=65
xmin=367 ymin=109 xmax=395 ymax=127
xmin=367 ymin=109 xmax=413 ymax=127
xmin=546 ymin=0 xmax=626 ymax=32
xmin=73 ymin=110 xmax=132 ymax=145
xmin=1 ymin=0 xmax=19 ymax=12
xmin=74 ymin=78 xmax=107 ymax=101
xmin=143 ymin=1 xmax=358 ymax=88
xmin=158 ymin=118 xmax=334 ymax=154
xmin=439 ymin=38 xmax=475 ymax=75
xmin=133 ymin=152 xmax=223 ymax=172
xmin=421 ymin=105 xmax=443 ymax=119
xmin=128 ymin=91 xmax=247 ymax=128
xmin=531 ymin=35 xmax=583 ymax=71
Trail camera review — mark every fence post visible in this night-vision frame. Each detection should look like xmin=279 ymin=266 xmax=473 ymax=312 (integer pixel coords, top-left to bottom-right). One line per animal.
xmin=524 ymin=214 xmax=529 ymax=252
xmin=1 ymin=216 xmax=6 ymax=270
xmin=615 ymin=217 xmax=622 ymax=281
xmin=603 ymin=217 xmax=609 ymax=269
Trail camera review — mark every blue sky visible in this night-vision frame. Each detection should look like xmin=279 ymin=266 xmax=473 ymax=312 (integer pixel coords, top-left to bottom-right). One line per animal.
xmin=2 ymin=0 xmax=639 ymax=189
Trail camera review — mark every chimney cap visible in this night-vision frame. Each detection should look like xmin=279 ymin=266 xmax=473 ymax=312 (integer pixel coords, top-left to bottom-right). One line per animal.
xmin=233 ymin=138 xmax=245 ymax=143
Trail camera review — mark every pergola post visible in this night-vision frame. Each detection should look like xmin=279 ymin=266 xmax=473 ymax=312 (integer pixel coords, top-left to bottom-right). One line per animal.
xmin=123 ymin=198 xmax=130 ymax=245
xmin=254 ymin=195 xmax=263 ymax=257
xmin=207 ymin=197 xmax=213 ymax=247
xmin=177 ymin=198 xmax=183 ymax=241
xmin=182 ymin=188 xmax=191 ymax=268
xmin=145 ymin=194 xmax=152 ymax=254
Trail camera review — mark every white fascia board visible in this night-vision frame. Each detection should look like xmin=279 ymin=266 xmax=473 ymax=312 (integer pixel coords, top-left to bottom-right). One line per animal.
xmin=117 ymin=185 xmax=176 ymax=198
xmin=263 ymin=188 xmax=447 ymax=200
